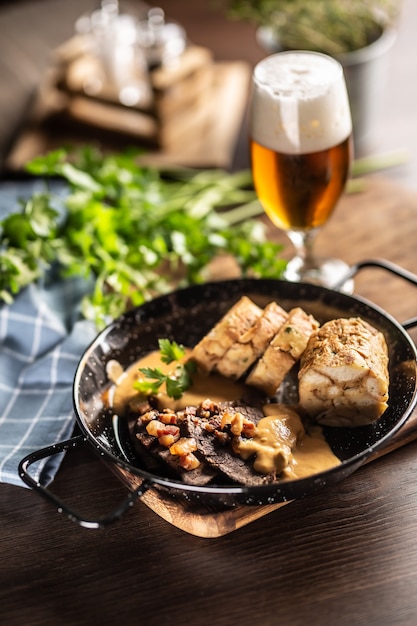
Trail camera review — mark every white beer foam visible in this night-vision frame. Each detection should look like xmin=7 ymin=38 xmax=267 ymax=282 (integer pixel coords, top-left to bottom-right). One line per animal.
xmin=251 ymin=52 xmax=352 ymax=154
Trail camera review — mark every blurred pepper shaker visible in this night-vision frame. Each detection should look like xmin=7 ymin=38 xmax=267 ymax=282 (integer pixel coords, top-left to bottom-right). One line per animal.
xmin=137 ymin=7 xmax=187 ymax=69
xmin=76 ymin=0 xmax=152 ymax=107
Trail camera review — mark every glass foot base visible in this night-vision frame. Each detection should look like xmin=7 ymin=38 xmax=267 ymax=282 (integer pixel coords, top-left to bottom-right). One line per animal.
xmin=284 ymin=256 xmax=354 ymax=293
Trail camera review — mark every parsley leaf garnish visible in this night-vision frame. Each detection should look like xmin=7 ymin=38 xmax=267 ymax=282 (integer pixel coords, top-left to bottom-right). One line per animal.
xmin=158 ymin=338 xmax=187 ymax=364
xmin=134 ymin=339 xmax=197 ymax=400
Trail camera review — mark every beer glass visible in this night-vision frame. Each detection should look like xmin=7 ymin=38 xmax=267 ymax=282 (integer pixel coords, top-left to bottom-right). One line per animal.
xmin=250 ymin=51 xmax=353 ymax=287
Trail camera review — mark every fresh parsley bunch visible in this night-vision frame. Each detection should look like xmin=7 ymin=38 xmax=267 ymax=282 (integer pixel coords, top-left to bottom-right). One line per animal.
xmin=0 ymin=147 xmax=286 ymax=327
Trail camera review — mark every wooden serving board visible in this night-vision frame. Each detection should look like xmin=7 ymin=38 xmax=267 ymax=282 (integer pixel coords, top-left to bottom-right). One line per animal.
xmin=107 ymin=177 xmax=417 ymax=538
xmin=110 ymin=412 xmax=417 ymax=538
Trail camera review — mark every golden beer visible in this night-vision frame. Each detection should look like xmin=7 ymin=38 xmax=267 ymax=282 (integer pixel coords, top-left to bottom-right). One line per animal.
xmin=251 ymin=135 xmax=352 ymax=231
xmin=251 ymin=51 xmax=352 ymax=243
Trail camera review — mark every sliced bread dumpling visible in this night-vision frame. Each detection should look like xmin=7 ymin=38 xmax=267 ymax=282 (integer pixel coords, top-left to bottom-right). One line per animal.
xmin=246 ymin=307 xmax=319 ymax=396
xmin=216 ymin=301 xmax=289 ymax=380
xmin=298 ymin=317 xmax=389 ymax=427
xmin=190 ymin=296 xmax=262 ymax=373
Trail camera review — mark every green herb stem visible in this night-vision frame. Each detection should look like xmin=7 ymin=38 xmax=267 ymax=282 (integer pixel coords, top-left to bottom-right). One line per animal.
xmin=351 ymin=150 xmax=409 ymax=177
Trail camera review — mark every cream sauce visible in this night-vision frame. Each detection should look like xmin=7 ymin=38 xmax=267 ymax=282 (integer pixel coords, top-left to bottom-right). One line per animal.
xmin=236 ymin=406 xmax=305 ymax=474
xmin=108 ymin=350 xmax=341 ymax=479
xmin=282 ymin=425 xmax=341 ymax=480
xmin=260 ymin=404 xmax=341 ymax=479
xmin=107 ymin=349 xmax=247 ymax=415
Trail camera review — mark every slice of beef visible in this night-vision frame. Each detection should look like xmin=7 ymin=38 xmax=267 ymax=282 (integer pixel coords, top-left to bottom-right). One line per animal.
xmin=228 ymin=403 xmax=265 ymax=424
xmin=131 ymin=414 xmax=219 ymax=486
xmin=184 ymin=403 xmax=273 ymax=487
xmin=128 ymin=399 xmax=276 ymax=488
xmin=157 ymin=449 xmax=218 ymax=486
xmin=128 ymin=415 xmax=171 ymax=476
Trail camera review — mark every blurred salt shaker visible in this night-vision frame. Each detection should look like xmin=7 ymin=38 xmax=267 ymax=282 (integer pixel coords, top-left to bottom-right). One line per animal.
xmin=137 ymin=7 xmax=187 ymax=69
xmin=76 ymin=0 xmax=152 ymax=107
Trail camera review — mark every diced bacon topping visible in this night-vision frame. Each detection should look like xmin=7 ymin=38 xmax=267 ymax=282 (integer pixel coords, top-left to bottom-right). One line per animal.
xmin=158 ymin=432 xmax=180 ymax=447
xmin=169 ymin=437 xmax=201 ymax=471
xmin=230 ymin=412 xmax=244 ymax=436
xmin=179 ymin=453 xmax=200 ymax=470
xmin=197 ymin=399 xmax=221 ymax=419
xmin=146 ymin=420 xmax=180 ymax=440
xmin=220 ymin=411 xmax=257 ymax=437
xmin=242 ymin=421 xmax=258 ymax=437
xmin=169 ymin=437 xmax=197 ymax=457
xmin=214 ymin=429 xmax=230 ymax=445
xmin=159 ymin=410 xmax=178 ymax=425
xmin=140 ymin=409 xmax=160 ymax=424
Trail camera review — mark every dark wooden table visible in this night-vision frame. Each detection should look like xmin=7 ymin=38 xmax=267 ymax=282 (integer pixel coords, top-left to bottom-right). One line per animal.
xmin=2 ymin=2 xmax=417 ymax=626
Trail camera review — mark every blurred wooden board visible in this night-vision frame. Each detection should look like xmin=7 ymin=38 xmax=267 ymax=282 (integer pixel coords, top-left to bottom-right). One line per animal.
xmin=6 ymin=57 xmax=250 ymax=170
xmin=55 ymin=43 xmax=217 ymax=144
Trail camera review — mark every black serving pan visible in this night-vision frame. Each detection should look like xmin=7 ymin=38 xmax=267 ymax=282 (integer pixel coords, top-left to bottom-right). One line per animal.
xmin=19 ymin=260 xmax=417 ymax=528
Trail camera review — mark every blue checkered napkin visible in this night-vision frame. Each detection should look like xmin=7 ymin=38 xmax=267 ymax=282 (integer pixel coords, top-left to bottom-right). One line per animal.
xmin=0 ymin=179 xmax=97 ymax=487
xmin=0 ymin=280 xmax=97 ymax=487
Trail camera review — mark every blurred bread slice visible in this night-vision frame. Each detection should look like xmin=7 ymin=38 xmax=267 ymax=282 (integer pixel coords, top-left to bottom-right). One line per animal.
xmin=191 ymin=296 xmax=262 ymax=373
xmin=246 ymin=307 xmax=319 ymax=396
xmin=216 ymin=301 xmax=288 ymax=379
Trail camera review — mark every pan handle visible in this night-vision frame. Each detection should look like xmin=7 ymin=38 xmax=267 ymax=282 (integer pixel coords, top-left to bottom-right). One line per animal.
xmin=18 ymin=434 xmax=153 ymax=529
xmin=332 ymin=258 xmax=417 ymax=330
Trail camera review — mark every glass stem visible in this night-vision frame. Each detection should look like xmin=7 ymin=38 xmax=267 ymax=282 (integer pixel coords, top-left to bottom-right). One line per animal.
xmin=287 ymin=229 xmax=318 ymax=271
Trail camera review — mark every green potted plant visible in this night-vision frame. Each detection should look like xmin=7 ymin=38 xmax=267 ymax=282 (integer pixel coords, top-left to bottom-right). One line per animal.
xmin=221 ymin=0 xmax=401 ymax=153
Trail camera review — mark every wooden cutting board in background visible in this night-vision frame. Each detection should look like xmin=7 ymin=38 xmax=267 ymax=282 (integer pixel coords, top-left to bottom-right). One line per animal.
xmin=5 ymin=38 xmax=251 ymax=171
